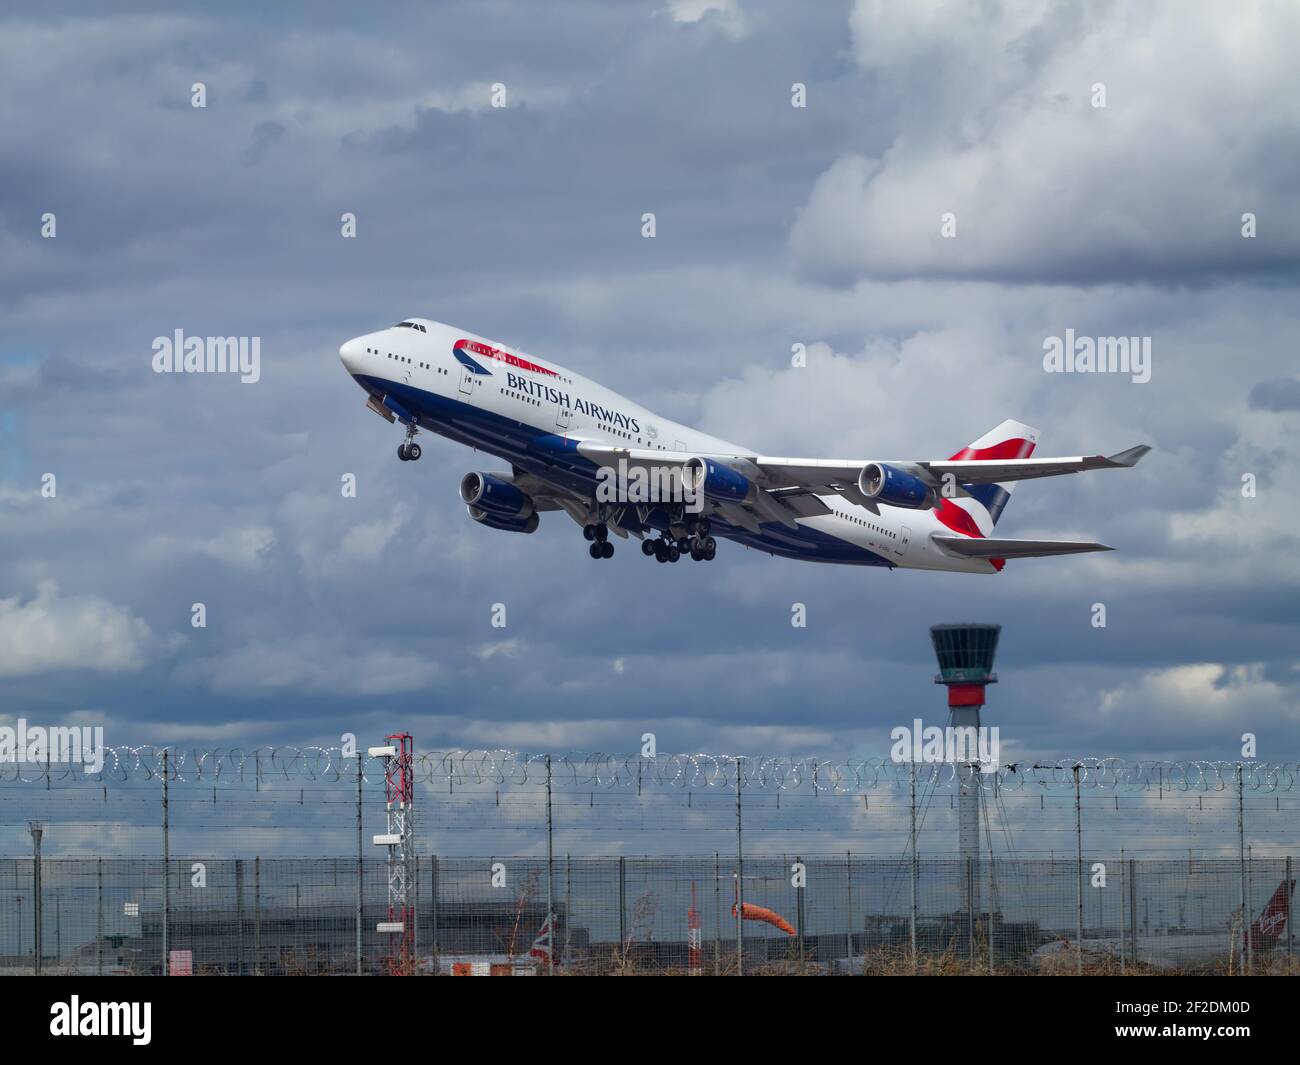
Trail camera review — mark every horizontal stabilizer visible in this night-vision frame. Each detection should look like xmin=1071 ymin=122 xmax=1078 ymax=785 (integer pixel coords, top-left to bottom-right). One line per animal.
xmin=933 ymin=535 xmax=1112 ymax=559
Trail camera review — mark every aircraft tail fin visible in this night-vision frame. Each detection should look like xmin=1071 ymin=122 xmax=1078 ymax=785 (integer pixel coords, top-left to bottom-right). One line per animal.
xmin=939 ymin=419 xmax=1041 ymax=532
xmin=1249 ymin=878 xmax=1295 ymax=953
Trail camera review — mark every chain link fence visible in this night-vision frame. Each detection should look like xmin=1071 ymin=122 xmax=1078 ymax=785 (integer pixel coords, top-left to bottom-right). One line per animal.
xmin=2 ymin=749 xmax=1297 ymax=974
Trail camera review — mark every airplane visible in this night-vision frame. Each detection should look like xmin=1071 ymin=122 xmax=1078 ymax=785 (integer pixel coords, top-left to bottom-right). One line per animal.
xmin=1032 ymin=878 xmax=1296 ymax=972
xmin=339 ymin=318 xmax=1149 ymax=570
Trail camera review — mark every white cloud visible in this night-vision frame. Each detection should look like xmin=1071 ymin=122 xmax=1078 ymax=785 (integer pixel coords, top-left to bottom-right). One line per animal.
xmin=1099 ymin=662 xmax=1295 ymax=732
xmin=178 ymin=636 xmax=441 ymax=696
xmin=0 ymin=581 xmax=152 ymax=677
xmin=139 ymin=526 xmax=275 ymax=570
xmin=793 ymin=1 xmax=1300 ymax=282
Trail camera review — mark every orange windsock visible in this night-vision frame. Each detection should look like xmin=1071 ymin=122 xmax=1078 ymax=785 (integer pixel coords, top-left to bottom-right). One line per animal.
xmin=732 ymin=901 xmax=795 ymax=936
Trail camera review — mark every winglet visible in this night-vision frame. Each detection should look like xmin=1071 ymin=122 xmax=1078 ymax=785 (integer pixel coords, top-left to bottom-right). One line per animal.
xmin=1106 ymin=444 xmax=1151 ymax=468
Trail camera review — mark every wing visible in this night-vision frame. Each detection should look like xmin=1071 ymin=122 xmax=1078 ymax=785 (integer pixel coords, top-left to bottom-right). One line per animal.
xmin=753 ymin=445 xmax=1150 ymax=488
xmin=933 ymin=535 xmax=1112 ymax=559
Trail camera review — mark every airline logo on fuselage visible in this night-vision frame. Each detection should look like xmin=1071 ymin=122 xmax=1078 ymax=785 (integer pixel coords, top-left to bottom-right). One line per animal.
xmin=454 ymin=338 xmax=559 ymax=378
xmin=505 ymin=372 xmax=641 ymax=435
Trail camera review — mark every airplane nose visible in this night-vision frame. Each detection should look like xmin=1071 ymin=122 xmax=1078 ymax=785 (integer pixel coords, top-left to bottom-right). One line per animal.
xmin=339 ymin=336 xmax=365 ymax=374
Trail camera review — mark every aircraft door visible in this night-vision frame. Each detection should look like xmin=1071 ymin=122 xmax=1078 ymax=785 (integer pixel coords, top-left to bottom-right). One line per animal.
xmin=459 ymin=367 xmax=474 ymax=396
xmin=896 ymin=525 xmax=911 ymax=556
xmin=556 ymin=404 xmax=571 ymax=430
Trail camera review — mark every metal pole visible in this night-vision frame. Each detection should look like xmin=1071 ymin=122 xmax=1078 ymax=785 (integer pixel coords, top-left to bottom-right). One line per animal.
xmin=735 ymin=756 xmax=743 ymax=977
xmin=1237 ymin=764 xmax=1250 ymax=975
xmin=1074 ymin=763 xmax=1083 ymax=976
xmin=965 ymin=857 xmax=975 ymax=968
xmin=845 ymin=850 xmax=853 ymax=967
xmin=30 ymin=823 xmax=43 ymax=976
xmin=235 ymin=859 xmax=245 ymax=975
xmin=162 ymin=749 xmax=170 ymax=976
xmin=713 ymin=851 xmax=721 ymax=975
xmin=987 ymin=852 xmax=995 ymax=975
xmin=1118 ymin=850 xmax=1125 ymax=975
xmin=254 ymin=855 xmax=261 ymax=974
xmin=909 ymin=758 xmax=918 ymax=974
xmin=545 ymin=754 xmax=555 ymax=976
xmin=795 ymin=854 xmax=806 ymax=966
xmin=617 ymin=855 xmax=627 ymax=959
xmin=430 ymin=854 xmax=440 ymax=970
xmin=355 ymin=752 xmax=363 ymax=976
xmin=1128 ymin=858 xmax=1137 ymax=966
xmin=96 ymin=856 xmax=103 ymax=976
xmin=565 ymin=854 xmax=572 ymax=964
xmin=1287 ymin=855 xmax=1294 ymax=961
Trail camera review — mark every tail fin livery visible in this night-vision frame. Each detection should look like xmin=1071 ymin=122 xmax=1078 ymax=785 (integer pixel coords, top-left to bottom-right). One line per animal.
xmin=1248 ymin=878 xmax=1295 ymax=953
xmin=935 ymin=419 xmax=1040 ymax=537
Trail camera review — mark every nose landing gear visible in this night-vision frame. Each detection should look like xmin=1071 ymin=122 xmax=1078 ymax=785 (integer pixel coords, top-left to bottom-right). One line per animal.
xmin=397 ymin=424 xmax=421 ymax=461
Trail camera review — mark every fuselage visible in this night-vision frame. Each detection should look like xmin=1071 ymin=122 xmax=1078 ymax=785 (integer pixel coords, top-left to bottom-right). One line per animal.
xmin=339 ymin=318 xmax=995 ymax=572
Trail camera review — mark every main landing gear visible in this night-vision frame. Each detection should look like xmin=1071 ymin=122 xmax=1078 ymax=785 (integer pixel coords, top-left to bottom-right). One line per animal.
xmin=584 ymin=522 xmax=614 ymax=560
xmin=397 ymin=424 xmax=421 ymax=461
xmin=641 ymin=529 xmax=716 ymax=563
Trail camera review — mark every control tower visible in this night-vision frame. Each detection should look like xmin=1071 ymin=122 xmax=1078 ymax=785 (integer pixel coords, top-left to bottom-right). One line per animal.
xmin=930 ymin=624 xmax=1001 ymax=914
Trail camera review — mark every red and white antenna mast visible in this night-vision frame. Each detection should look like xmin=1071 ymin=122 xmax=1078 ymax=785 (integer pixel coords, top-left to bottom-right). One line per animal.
xmin=370 ymin=733 xmax=414 ymax=975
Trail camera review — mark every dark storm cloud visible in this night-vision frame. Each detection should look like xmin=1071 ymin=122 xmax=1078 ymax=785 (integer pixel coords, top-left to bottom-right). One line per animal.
xmin=1248 ymin=377 xmax=1300 ymax=413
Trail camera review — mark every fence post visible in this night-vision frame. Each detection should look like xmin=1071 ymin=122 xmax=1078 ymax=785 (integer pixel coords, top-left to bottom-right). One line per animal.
xmin=713 ymin=851 xmax=721 ymax=976
xmin=235 ymin=859 xmax=245 ymax=975
xmin=1237 ymin=764 xmax=1250 ymax=975
xmin=96 ymin=856 xmax=103 ymax=976
xmin=1074 ymin=763 xmax=1083 ymax=976
xmin=1287 ymin=855 xmax=1294 ymax=962
xmin=31 ymin=827 xmax=41 ymax=977
xmin=545 ymin=754 xmax=555 ymax=976
xmin=735 ymin=755 xmax=743 ymax=977
xmin=845 ymin=850 xmax=853 ymax=967
xmin=987 ymin=854 xmax=995 ymax=976
xmin=965 ymin=857 xmax=975 ymax=968
xmin=254 ymin=855 xmax=261 ymax=975
xmin=565 ymin=853 xmax=572 ymax=965
xmin=430 ymin=854 xmax=440 ymax=971
xmin=909 ymin=758 xmax=918 ymax=975
xmin=1118 ymin=850 xmax=1125 ymax=975
xmin=618 ymin=856 xmax=627 ymax=959
xmin=795 ymin=854 xmax=806 ymax=967
xmin=355 ymin=752 xmax=363 ymax=977
xmin=162 ymin=748 xmax=170 ymax=977
xmin=1128 ymin=857 xmax=1137 ymax=967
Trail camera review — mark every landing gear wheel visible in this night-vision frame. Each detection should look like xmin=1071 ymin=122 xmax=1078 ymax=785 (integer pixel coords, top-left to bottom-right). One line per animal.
xmin=676 ymin=538 xmax=689 ymax=552
xmin=704 ymin=536 xmax=716 ymax=561
xmin=690 ymin=544 xmax=703 ymax=561
xmin=589 ymin=543 xmax=603 ymax=559
xmin=668 ymin=545 xmax=681 ymax=562
xmin=600 ymin=540 xmax=614 ymax=559
xmin=655 ymin=542 xmax=668 ymax=563
xmin=695 ymin=518 xmax=711 ymax=537
xmin=641 ymin=539 xmax=656 ymax=556
xmin=406 ymin=442 xmax=421 ymax=461
xmin=593 ymin=523 xmax=609 ymax=542
xmin=583 ymin=524 xmax=596 ymax=541
xmin=397 ymin=444 xmax=410 ymax=461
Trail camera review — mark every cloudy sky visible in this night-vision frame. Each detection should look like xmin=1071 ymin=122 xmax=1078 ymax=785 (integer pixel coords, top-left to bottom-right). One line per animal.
xmin=2 ymin=0 xmax=1298 ymax=765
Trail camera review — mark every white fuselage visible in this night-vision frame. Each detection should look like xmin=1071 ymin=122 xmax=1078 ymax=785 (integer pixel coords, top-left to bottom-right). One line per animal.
xmin=339 ymin=318 xmax=996 ymax=572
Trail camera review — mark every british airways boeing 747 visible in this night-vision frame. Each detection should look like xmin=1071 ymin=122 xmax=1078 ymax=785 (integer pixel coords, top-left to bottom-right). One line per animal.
xmin=339 ymin=319 xmax=1148 ymax=570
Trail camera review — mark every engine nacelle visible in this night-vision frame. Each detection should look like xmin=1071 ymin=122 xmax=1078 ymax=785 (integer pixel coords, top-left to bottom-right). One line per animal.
xmin=684 ymin=457 xmax=751 ymax=503
xmin=858 ymin=462 xmax=937 ymax=510
xmin=467 ymin=505 xmax=539 ymax=534
xmin=459 ymin=472 xmax=535 ymax=520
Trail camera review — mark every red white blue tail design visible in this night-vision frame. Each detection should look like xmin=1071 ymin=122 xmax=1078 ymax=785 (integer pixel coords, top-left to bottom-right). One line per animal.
xmin=934 ymin=419 xmax=1040 ymax=539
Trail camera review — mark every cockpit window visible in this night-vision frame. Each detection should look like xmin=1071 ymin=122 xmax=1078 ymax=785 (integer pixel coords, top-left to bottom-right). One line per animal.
xmin=395 ymin=321 xmax=427 ymax=332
